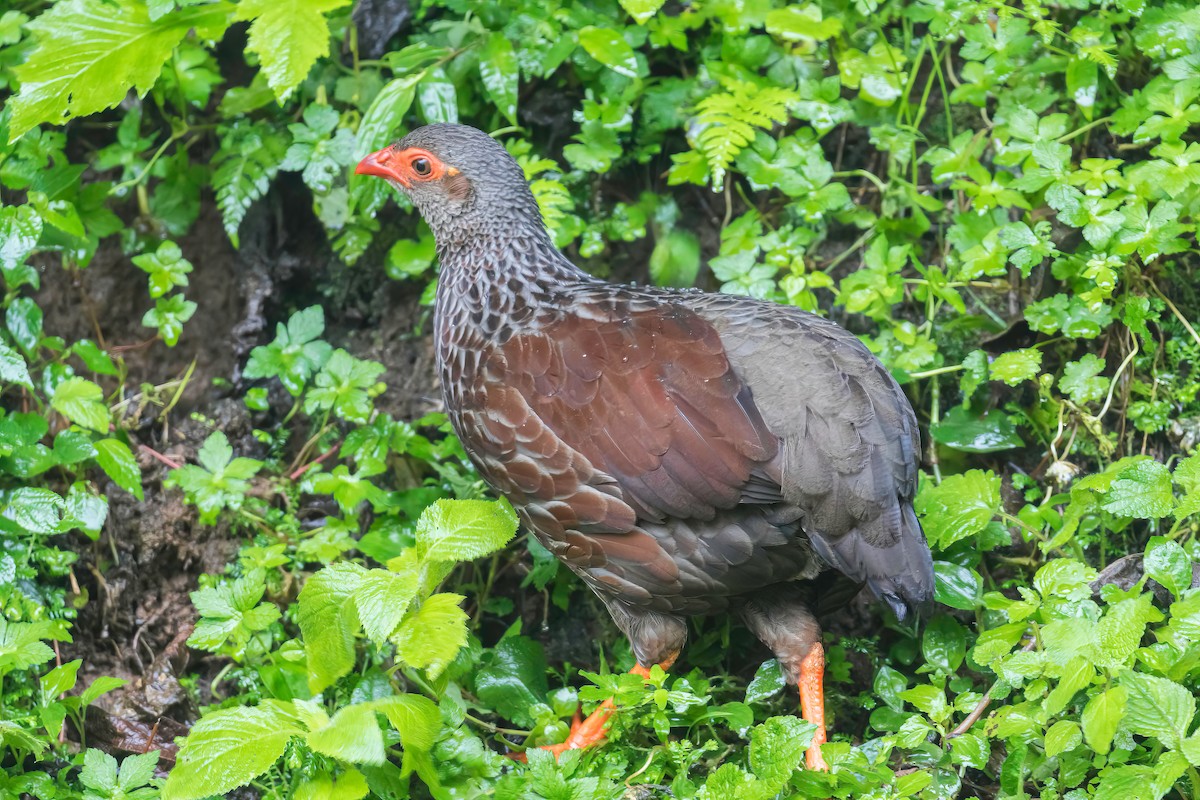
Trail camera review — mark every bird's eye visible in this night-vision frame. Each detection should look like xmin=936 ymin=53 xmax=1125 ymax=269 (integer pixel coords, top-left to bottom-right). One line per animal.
xmin=411 ymin=157 xmax=432 ymax=177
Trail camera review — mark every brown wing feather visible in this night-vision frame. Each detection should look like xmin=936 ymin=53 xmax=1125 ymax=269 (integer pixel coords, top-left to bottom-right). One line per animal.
xmin=495 ymin=303 xmax=778 ymax=524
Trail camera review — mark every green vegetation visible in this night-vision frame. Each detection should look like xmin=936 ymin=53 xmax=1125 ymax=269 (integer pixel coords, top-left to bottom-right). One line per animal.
xmin=1 ymin=0 xmax=1199 ymax=797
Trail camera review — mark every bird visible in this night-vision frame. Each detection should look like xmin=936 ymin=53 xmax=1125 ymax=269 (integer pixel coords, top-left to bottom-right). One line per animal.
xmin=356 ymin=123 xmax=934 ymax=771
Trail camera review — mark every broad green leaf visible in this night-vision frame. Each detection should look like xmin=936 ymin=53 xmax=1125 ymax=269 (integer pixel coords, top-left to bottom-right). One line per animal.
xmin=9 ymin=2 xmax=229 ymax=140
xmin=51 ymin=377 xmax=109 ymax=433
xmin=619 ymin=0 xmax=666 ymax=24
xmin=479 ymin=33 xmax=518 ymax=125
xmin=934 ymin=561 xmax=983 ymax=609
xmin=307 ymin=703 xmax=386 ymax=765
xmin=1121 ymin=672 xmax=1195 ymax=750
xmin=234 ymin=0 xmax=352 ymax=102
xmin=578 ymin=27 xmax=638 ymax=79
xmin=474 ymin=636 xmax=549 ymax=728
xmin=930 ymin=407 xmax=1023 ymax=453
xmin=0 ymin=340 xmax=32 ymax=389
xmin=1102 ymin=459 xmax=1174 ymax=518
xmin=914 ymin=470 xmax=1001 ymax=549
xmin=354 ymin=568 xmax=418 ymax=644
xmin=1144 ymin=538 xmax=1192 ymax=598
xmin=369 ymin=694 xmax=442 ymax=751
xmin=394 ymin=593 xmax=467 ymax=679
xmin=163 ymin=700 xmax=303 ymax=800
xmin=1082 ymin=685 xmax=1126 ymax=754
xmin=94 ymin=438 xmax=143 ymax=500
xmin=765 ymin=5 xmax=842 ymax=42
xmin=298 ymin=561 xmax=367 ymax=693
xmin=415 ymin=498 xmax=519 ymax=562
xmin=745 ymin=659 xmax=785 ymax=705
xmin=1044 ymin=720 xmax=1082 ymax=758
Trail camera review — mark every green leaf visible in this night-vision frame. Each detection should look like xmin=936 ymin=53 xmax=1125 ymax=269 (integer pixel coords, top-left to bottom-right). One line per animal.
xmin=187 ymin=570 xmax=281 ymax=655
xmin=765 ymin=5 xmax=842 ymax=42
xmin=353 ymin=568 xmax=417 ymax=644
xmin=1102 ymin=459 xmax=1174 ymax=518
xmin=745 ymin=659 xmax=785 ymax=705
xmin=2 ymin=487 xmax=64 ymax=535
xmin=9 ymin=1 xmax=229 ymax=140
xmin=51 ymin=377 xmax=109 ymax=433
xmin=132 ymin=240 xmax=193 ymax=298
xmin=234 ymin=0 xmax=351 ymax=102
xmin=298 ymin=561 xmax=366 ymax=693
xmin=687 ymin=80 xmax=798 ymax=191
xmin=930 ymin=407 xmax=1023 ymax=453
xmin=479 ymin=33 xmax=518 ymax=125
xmin=1044 ymin=719 xmax=1082 ymax=758
xmin=394 ymin=593 xmax=467 ymax=679
xmin=94 ymin=438 xmax=143 ymax=500
xmin=914 ymin=470 xmax=1001 ymax=549
xmin=245 ymin=305 xmax=333 ymax=395
xmin=474 ymin=636 xmax=549 ymax=728
xmin=749 ymin=716 xmax=814 ymax=788
xmin=1144 ymin=538 xmax=1192 ymax=598
xmin=415 ymin=499 xmax=518 ymax=562
xmin=1121 ymin=672 xmax=1195 ymax=750
xmin=369 ymin=694 xmax=441 ymax=751
xmin=281 ymin=104 xmax=358 ymax=194
xmin=1059 ymin=354 xmax=1109 ymax=404
xmin=0 ymin=340 xmax=32 ymax=389
xmin=0 ymin=619 xmax=58 ymax=672
xmin=989 ymin=348 xmax=1042 ymax=386
xmin=142 ymin=293 xmax=197 ymax=347
xmin=578 ymin=27 xmax=638 ymax=79
xmin=307 ymin=703 xmax=385 ymax=765
xmin=303 ymin=349 xmax=386 ymax=423
xmin=163 ymin=700 xmax=303 ymax=800
xmin=1082 ymin=685 xmax=1126 ymax=755
xmin=619 ymin=0 xmax=665 ymax=24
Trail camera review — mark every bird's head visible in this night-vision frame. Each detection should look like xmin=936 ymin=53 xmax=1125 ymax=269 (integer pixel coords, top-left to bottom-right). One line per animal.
xmin=355 ymin=123 xmax=542 ymax=243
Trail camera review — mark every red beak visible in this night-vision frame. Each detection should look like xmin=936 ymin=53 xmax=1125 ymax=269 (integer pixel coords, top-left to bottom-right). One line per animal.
xmin=355 ymin=147 xmax=407 ymax=186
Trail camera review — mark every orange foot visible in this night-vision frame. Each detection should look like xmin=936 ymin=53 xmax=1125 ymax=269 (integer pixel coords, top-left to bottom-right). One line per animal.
xmin=798 ymin=643 xmax=829 ymax=772
xmin=511 ymin=662 xmax=660 ymax=761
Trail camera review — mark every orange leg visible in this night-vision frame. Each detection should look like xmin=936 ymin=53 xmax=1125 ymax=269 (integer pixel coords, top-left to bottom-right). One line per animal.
xmin=798 ymin=643 xmax=829 ymax=771
xmin=517 ymin=655 xmax=676 ymax=760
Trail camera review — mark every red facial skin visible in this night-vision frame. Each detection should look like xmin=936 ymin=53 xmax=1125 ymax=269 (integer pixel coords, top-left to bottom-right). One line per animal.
xmin=355 ymin=146 xmax=458 ymax=187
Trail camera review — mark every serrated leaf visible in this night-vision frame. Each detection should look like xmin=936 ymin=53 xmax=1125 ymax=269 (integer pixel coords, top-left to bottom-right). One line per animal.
xmin=0 ymin=340 xmax=32 ymax=389
xmin=162 ymin=700 xmax=303 ymax=800
xmin=353 ymin=568 xmax=418 ymax=644
xmin=298 ymin=562 xmax=366 ymax=693
xmin=1102 ymin=459 xmax=1174 ymax=518
xmin=990 ymin=348 xmax=1042 ymax=386
xmin=1121 ymin=672 xmax=1195 ymax=750
xmin=9 ymin=1 xmax=229 ymax=140
xmin=94 ymin=438 xmax=143 ymax=500
xmin=394 ymin=593 xmax=467 ymax=679
xmin=414 ymin=498 xmax=518 ymax=562
xmin=234 ymin=0 xmax=351 ymax=102
xmin=307 ymin=703 xmax=385 ymax=765
xmin=619 ymin=0 xmax=665 ymax=24
xmin=51 ymin=377 xmax=109 ymax=433
xmin=369 ymin=694 xmax=442 ymax=751
xmin=1044 ymin=719 xmax=1082 ymax=758
xmin=914 ymin=470 xmax=1001 ymax=549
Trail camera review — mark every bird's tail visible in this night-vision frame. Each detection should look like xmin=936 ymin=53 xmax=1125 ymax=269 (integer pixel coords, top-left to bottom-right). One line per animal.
xmin=867 ymin=504 xmax=935 ymax=623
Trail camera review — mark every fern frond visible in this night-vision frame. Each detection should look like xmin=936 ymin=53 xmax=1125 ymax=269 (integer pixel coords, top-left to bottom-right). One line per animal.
xmin=212 ymin=121 xmax=289 ymax=248
xmin=692 ymin=80 xmax=798 ymax=191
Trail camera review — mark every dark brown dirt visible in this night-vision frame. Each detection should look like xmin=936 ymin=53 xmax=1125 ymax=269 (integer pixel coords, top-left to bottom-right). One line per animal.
xmin=38 ymin=184 xmax=439 ymax=754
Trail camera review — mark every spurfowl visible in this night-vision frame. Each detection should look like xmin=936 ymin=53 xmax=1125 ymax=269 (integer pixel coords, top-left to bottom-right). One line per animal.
xmin=357 ymin=124 xmax=934 ymax=771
